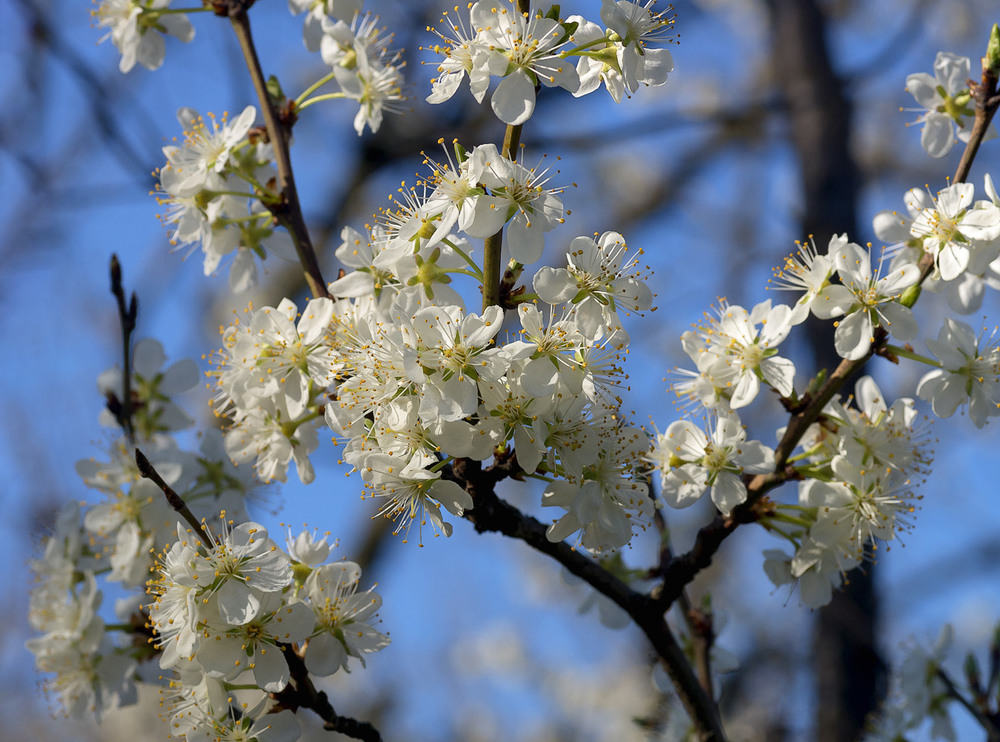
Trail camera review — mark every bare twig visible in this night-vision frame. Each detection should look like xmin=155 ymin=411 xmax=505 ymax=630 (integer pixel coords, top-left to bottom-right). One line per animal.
xmin=108 ymin=254 xmax=137 ymax=443
xmin=135 ymin=448 xmax=214 ymax=549
xmin=936 ymin=668 xmax=1000 ymax=741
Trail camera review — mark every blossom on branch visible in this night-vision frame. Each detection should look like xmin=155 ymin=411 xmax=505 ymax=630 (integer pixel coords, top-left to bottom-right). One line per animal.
xmin=93 ymin=0 xmax=194 ymax=74
xmin=812 ymin=239 xmax=919 ymax=360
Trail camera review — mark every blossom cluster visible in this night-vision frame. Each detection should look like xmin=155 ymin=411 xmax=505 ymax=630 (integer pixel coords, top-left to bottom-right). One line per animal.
xmin=149 ymin=521 xmax=387 ymax=741
xmin=211 ymin=194 xmax=656 ymax=549
xmin=650 ymin=207 xmax=1000 ymax=607
xmin=289 ymin=1 xmax=406 ymax=134
xmin=862 ymin=626 xmax=957 ymax=741
xmin=761 ymin=376 xmax=929 ymax=608
xmin=27 ymin=336 xmax=388 ymax=737
xmin=212 ymin=297 xmax=336 ymax=484
xmin=426 ymin=0 xmax=675 ymax=124
xmin=155 ymin=105 xmax=298 ymax=293
xmin=92 ymin=0 xmax=194 ymax=74
xmin=905 ymin=51 xmax=997 ymax=158
xmin=27 ymin=340 xmax=255 ymax=719
xmin=94 ymin=0 xmax=406 ymax=137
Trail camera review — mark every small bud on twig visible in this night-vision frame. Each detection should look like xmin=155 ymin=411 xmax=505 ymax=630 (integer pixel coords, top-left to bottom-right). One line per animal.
xmin=986 ymin=24 xmax=1000 ymax=77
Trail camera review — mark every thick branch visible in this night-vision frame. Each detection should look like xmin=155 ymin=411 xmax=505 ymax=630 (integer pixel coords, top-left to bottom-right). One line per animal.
xmin=447 ymin=457 xmax=727 ymax=741
xmin=227 ymin=2 xmax=330 ymax=299
xmin=275 ymin=645 xmax=383 ymax=742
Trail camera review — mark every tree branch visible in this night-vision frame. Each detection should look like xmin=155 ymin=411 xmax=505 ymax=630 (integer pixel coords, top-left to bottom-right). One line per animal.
xmin=482 ymin=121 xmax=524 ymax=310
xmin=135 ymin=448 xmax=215 ymax=549
xmin=226 ymin=1 xmax=330 ymax=300
xmin=275 ymin=645 xmax=383 ymax=742
xmin=447 ymin=456 xmax=728 ymax=741
xmin=107 ymin=254 xmax=137 ymax=443
xmin=651 ymin=25 xmax=1000 ymax=670
xmin=953 ymin=59 xmax=1000 ymax=185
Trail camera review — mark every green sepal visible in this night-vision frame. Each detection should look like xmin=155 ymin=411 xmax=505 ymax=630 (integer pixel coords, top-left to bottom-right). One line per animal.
xmin=556 ymin=20 xmax=578 ymax=46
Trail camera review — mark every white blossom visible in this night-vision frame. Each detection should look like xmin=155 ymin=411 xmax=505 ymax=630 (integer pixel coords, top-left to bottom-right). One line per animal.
xmin=918 ymin=317 xmax=1000 ymax=427
xmin=813 ymin=240 xmax=919 ymax=360
xmin=93 ymin=0 xmax=194 ymax=74
xmin=650 ymin=413 xmax=774 ymax=515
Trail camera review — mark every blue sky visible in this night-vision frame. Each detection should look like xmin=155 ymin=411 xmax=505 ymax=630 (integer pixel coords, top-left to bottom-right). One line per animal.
xmin=4 ymin=1 xmax=1000 ymax=740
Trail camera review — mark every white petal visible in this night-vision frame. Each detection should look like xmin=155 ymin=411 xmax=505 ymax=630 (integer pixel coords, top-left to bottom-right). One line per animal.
xmin=937 ymin=242 xmax=969 ymax=281
xmin=878 ymin=301 xmax=917 ymax=341
xmin=921 ymin=114 xmax=955 ymax=158
xmin=905 ymin=72 xmax=941 ymax=108
xmin=813 ymin=285 xmax=856 ymax=318
xmin=733 ymin=440 xmax=775 ymax=474
xmin=710 ymin=472 xmax=747 ymax=515
xmin=660 ymin=464 xmax=707 ymax=509
xmin=834 ymin=311 xmax=873 ymax=360
xmin=491 ymin=69 xmax=536 ymax=126
xmin=760 ymin=356 xmax=795 ymax=397
xmin=506 ymin=217 xmax=545 ymax=264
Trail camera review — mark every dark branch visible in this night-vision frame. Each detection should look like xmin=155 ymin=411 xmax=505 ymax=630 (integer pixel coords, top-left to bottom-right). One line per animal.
xmin=446 ymin=456 xmax=728 ymax=741
xmin=274 ymin=646 xmax=383 ymax=742
xmin=108 ymin=254 xmax=137 ymax=443
xmin=135 ymin=448 xmax=215 ymax=549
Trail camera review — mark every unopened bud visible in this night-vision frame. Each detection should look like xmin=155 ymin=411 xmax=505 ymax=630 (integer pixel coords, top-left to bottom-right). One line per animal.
xmin=899 ymin=283 xmax=922 ymax=308
xmin=987 ymin=24 xmax=1000 ymax=76
xmin=965 ymin=652 xmax=983 ymax=696
xmin=266 ymin=75 xmax=286 ymax=105
xmin=110 ymin=254 xmax=122 ymax=296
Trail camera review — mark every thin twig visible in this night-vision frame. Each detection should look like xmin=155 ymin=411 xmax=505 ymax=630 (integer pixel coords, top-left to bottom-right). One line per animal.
xmin=678 ymin=592 xmax=715 ymax=700
xmin=108 ymin=254 xmax=137 ymax=443
xmin=953 ymin=60 xmax=1000 ymax=185
xmin=135 ymin=448 xmax=214 ymax=549
xmin=482 ymin=1 xmax=529 ymax=311
xmin=226 ymin=1 xmax=330 ymax=299
xmin=482 ymin=120 xmax=524 ymax=310
xmin=936 ymin=669 xmax=1000 ymax=741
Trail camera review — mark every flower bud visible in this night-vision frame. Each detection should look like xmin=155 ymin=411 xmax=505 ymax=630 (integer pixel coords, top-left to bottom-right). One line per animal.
xmin=986 ymin=23 xmax=1000 ymax=76
xmin=898 ymin=283 xmax=921 ymax=308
